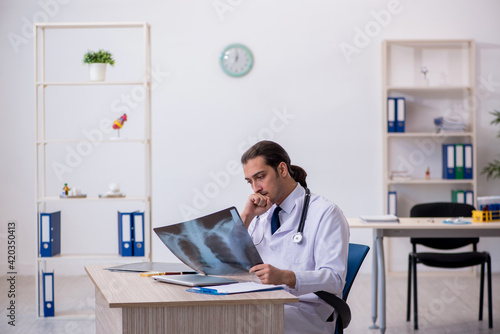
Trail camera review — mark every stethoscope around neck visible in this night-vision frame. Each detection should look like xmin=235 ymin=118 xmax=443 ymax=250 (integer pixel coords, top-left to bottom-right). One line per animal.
xmin=252 ymin=187 xmax=311 ymax=245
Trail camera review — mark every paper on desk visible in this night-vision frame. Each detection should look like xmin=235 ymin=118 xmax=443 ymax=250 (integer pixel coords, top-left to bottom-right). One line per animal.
xmin=359 ymin=214 xmax=400 ymax=223
xmin=187 ymin=282 xmax=284 ymax=295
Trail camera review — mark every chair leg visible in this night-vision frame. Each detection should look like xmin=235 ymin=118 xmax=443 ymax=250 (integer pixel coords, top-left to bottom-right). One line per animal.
xmin=413 ymin=257 xmax=418 ymax=330
xmin=487 ymin=255 xmax=493 ymax=329
xmin=407 ymin=254 xmax=412 ymax=322
xmin=479 ymin=262 xmax=485 ymax=321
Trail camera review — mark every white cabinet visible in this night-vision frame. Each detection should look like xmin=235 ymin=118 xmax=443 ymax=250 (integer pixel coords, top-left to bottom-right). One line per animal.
xmin=382 ymin=40 xmax=476 ymax=215
xmin=34 ymin=22 xmax=151 ymax=318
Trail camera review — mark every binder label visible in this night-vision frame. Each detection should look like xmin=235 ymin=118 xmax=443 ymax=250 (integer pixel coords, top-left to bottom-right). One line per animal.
xmin=135 ymin=215 xmax=144 ymax=242
xmin=122 ymin=215 xmax=131 ymax=242
xmin=41 ymin=216 xmax=50 ymax=243
xmin=44 ymin=275 xmax=53 ymax=302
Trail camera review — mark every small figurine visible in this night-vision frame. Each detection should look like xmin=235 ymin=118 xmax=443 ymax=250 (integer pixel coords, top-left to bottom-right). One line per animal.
xmin=62 ymin=183 xmax=70 ymax=195
xmin=425 ymin=167 xmax=430 ymax=180
xmin=112 ymin=114 xmax=127 ymax=138
xmin=113 ymin=114 xmax=127 ymax=129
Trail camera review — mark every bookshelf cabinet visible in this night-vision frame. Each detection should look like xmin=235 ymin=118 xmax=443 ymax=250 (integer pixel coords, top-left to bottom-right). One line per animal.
xmin=382 ymin=40 xmax=477 ymax=216
xmin=34 ymin=22 xmax=151 ymax=318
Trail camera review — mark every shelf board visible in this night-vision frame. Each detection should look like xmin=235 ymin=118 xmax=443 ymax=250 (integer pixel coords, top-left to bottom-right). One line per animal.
xmin=37 ymin=310 xmax=95 ymax=320
xmin=36 ymin=81 xmax=146 ymax=86
xmin=384 ymin=39 xmax=473 ymax=46
xmin=35 ymin=22 xmax=148 ymax=29
xmin=38 ymin=254 xmax=149 ymax=261
xmin=37 ymin=139 xmax=148 ymax=144
xmin=37 ymin=196 xmax=149 ymax=203
xmin=387 ymin=86 xmax=471 ymax=92
xmin=387 ymin=132 xmax=473 ymax=138
xmin=388 ymin=179 xmax=474 ymax=185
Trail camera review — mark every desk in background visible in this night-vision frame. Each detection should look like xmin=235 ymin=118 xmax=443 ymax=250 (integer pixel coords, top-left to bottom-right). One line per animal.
xmin=348 ymin=217 xmax=500 ymax=334
xmin=85 ymin=265 xmax=298 ymax=334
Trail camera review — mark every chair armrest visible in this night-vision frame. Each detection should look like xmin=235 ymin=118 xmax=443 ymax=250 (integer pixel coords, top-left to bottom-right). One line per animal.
xmin=315 ymin=291 xmax=352 ymax=328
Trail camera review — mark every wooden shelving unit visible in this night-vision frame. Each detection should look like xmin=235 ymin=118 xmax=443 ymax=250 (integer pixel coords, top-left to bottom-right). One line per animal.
xmin=382 ymin=40 xmax=477 ymax=215
xmin=34 ymin=22 xmax=151 ymax=318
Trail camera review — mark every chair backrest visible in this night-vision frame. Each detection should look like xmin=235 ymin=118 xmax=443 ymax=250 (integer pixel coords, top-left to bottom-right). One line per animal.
xmin=410 ymin=202 xmax=475 ymax=218
xmin=410 ymin=202 xmax=478 ymax=250
xmin=343 ymin=243 xmax=370 ymax=300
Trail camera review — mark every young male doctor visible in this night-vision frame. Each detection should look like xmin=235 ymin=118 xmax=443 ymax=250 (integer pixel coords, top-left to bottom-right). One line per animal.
xmin=240 ymin=140 xmax=350 ymax=334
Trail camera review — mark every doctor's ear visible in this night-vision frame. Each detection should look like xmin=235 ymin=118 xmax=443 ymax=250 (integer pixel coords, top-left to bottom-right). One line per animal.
xmin=278 ymin=162 xmax=287 ymax=176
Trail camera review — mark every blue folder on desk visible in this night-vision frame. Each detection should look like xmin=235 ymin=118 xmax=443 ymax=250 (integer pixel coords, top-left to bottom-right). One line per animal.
xmin=186 ymin=282 xmax=284 ymax=295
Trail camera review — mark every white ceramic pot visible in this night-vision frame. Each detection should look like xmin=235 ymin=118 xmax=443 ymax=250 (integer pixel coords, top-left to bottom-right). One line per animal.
xmin=89 ymin=63 xmax=107 ymax=81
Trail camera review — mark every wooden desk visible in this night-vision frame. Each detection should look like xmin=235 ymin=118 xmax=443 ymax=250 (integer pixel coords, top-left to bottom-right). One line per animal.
xmin=348 ymin=217 xmax=500 ymax=334
xmin=85 ymin=265 xmax=298 ymax=334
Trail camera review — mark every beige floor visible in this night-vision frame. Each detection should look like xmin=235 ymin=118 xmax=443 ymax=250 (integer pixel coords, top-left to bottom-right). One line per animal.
xmin=0 ymin=273 xmax=499 ymax=333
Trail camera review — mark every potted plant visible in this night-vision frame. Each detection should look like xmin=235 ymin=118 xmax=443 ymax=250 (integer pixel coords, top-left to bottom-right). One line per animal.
xmin=482 ymin=110 xmax=500 ymax=180
xmin=83 ymin=49 xmax=115 ymax=81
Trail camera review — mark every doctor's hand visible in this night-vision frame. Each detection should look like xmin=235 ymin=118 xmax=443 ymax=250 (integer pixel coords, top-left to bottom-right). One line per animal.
xmin=250 ymin=264 xmax=296 ymax=289
xmin=241 ymin=193 xmax=272 ymax=228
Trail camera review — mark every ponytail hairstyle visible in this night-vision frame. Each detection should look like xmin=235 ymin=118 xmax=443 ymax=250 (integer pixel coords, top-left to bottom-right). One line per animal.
xmin=241 ymin=140 xmax=308 ymax=188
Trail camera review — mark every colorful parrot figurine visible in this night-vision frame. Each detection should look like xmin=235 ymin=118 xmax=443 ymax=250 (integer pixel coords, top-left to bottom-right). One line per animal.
xmin=113 ymin=114 xmax=127 ymax=130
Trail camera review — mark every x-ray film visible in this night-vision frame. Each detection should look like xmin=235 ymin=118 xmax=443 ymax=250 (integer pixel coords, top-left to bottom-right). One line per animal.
xmin=154 ymin=207 xmax=263 ymax=275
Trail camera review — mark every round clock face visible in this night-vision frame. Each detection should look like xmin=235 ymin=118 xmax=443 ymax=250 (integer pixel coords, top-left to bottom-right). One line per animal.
xmin=220 ymin=44 xmax=253 ymax=77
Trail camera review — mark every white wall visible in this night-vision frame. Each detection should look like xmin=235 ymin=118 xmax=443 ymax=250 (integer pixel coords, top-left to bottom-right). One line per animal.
xmin=1 ymin=0 xmax=500 ymax=276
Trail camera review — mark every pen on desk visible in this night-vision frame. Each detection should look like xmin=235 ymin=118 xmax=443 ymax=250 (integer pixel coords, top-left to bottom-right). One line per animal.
xmin=140 ymin=271 xmax=189 ymax=277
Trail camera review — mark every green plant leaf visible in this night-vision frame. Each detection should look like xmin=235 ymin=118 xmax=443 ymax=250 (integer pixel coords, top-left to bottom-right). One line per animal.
xmin=83 ymin=49 xmax=115 ymax=66
xmin=490 ymin=110 xmax=500 ymax=126
xmin=482 ymin=109 xmax=500 ymax=180
xmin=481 ymin=159 xmax=500 ymax=180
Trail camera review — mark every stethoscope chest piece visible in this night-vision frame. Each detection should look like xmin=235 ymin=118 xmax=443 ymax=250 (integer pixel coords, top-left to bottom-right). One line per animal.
xmin=292 ymin=232 xmax=303 ymax=244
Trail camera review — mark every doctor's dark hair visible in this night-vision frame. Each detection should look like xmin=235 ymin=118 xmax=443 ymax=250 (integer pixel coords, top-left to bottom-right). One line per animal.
xmin=241 ymin=140 xmax=308 ymax=188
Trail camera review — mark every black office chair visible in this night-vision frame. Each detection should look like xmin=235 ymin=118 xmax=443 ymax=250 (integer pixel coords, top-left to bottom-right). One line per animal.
xmin=406 ymin=202 xmax=492 ymax=330
xmin=316 ymin=243 xmax=370 ymax=334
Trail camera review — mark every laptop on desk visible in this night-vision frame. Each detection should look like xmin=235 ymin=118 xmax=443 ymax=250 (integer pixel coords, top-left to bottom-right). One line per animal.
xmin=153 ymin=207 xmax=263 ymax=287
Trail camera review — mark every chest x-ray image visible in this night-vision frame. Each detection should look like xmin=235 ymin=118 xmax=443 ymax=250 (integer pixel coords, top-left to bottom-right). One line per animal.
xmin=154 ymin=207 xmax=263 ymax=275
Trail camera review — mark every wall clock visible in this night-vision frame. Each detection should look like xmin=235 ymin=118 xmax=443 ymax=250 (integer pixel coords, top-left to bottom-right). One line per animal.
xmin=220 ymin=44 xmax=254 ymax=77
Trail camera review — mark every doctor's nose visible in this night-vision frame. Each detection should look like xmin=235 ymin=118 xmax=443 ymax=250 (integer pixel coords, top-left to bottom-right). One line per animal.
xmin=252 ymin=184 xmax=262 ymax=194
